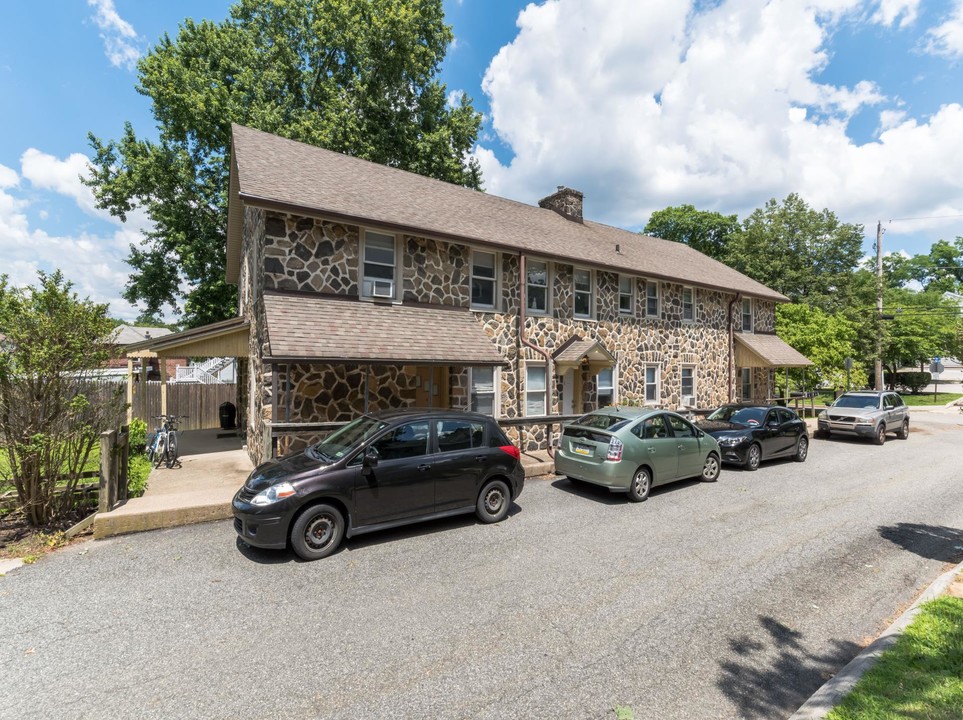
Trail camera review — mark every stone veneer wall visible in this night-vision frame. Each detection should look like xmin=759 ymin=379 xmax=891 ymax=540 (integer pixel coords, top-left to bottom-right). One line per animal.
xmin=244 ymin=207 xmax=776 ymax=455
xmin=241 ymin=206 xmax=272 ymax=465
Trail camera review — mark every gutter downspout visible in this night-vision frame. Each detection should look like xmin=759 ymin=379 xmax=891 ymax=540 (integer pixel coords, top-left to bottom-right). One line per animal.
xmin=728 ymin=293 xmax=742 ymax=403
xmin=519 ymin=254 xmax=555 ymax=457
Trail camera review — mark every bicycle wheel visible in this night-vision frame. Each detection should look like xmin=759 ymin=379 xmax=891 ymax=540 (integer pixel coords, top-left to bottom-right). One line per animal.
xmin=165 ymin=432 xmax=178 ymax=468
xmin=153 ymin=435 xmax=167 ymax=468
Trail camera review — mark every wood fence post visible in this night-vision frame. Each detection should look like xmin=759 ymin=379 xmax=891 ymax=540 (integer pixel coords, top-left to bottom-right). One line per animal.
xmin=99 ymin=429 xmax=117 ymax=513
xmin=119 ymin=425 xmax=129 ymax=504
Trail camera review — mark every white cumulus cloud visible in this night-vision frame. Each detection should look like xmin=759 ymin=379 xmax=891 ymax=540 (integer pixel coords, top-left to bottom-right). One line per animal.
xmin=925 ymin=0 xmax=963 ymax=58
xmin=872 ymin=0 xmax=920 ymax=28
xmin=88 ymin=0 xmax=142 ymax=70
xmin=475 ymin=0 xmax=963 ymax=251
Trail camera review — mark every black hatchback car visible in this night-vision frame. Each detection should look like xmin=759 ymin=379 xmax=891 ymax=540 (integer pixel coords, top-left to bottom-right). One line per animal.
xmin=698 ymin=405 xmax=809 ymax=470
xmin=233 ymin=409 xmax=525 ymax=560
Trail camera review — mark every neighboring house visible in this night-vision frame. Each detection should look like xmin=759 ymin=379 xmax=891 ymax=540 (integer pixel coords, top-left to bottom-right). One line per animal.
xmin=105 ymin=325 xmax=183 ymax=381
xmin=131 ymin=125 xmax=811 ymax=463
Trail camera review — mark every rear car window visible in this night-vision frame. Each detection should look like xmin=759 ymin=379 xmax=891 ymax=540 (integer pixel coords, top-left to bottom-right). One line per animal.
xmin=574 ymin=413 xmax=634 ymax=432
xmin=436 ymin=420 xmax=486 ymax=452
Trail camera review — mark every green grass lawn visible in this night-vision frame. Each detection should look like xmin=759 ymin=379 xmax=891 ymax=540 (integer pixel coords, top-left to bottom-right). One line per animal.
xmin=826 ymin=595 xmax=963 ymax=720
xmin=900 ymin=393 xmax=963 ymax=406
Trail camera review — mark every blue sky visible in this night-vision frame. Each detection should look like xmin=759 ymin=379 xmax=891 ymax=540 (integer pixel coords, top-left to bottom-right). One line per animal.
xmin=2 ymin=0 xmax=963 ymax=320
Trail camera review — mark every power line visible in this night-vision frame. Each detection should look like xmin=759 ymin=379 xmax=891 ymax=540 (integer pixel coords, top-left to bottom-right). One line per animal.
xmin=886 ymin=213 xmax=963 ymax=223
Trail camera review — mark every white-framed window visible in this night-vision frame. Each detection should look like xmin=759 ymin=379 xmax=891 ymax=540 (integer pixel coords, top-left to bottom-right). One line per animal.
xmin=471 ymin=250 xmax=497 ymax=309
xmin=645 ymin=280 xmax=659 ymax=317
xmin=573 ymin=267 xmax=593 ymax=318
xmin=469 ymin=366 xmax=498 ymax=416
xmin=740 ymin=367 xmax=752 ymax=400
xmin=362 ymin=230 xmax=398 ymax=299
xmin=525 ymin=364 xmax=547 ymax=416
xmin=681 ymin=366 xmax=696 ymax=406
xmin=741 ymin=297 xmax=753 ymax=332
xmin=682 ymin=287 xmax=695 ymax=323
xmin=597 ymin=366 xmax=615 ymax=406
xmin=644 ymin=365 xmax=660 ymax=404
xmin=618 ymin=275 xmax=634 ymax=314
xmin=526 ymin=259 xmax=550 ymax=314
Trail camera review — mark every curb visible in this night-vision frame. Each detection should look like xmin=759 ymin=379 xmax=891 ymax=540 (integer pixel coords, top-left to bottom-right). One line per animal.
xmin=789 ymin=559 xmax=963 ymax=719
xmin=0 ymin=558 xmax=25 ymax=575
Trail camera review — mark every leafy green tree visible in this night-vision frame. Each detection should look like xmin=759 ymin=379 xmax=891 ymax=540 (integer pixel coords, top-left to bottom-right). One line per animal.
xmin=776 ymin=303 xmax=867 ymax=391
xmin=643 ymin=204 xmax=738 ymax=261
xmin=881 ymin=238 xmax=963 ymax=293
xmin=86 ymin=0 xmax=483 ymax=327
xmin=880 ymin=288 xmax=959 ymax=381
xmin=0 ymin=272 xmax=126 ymax=527
xmin=726 ymin=194 xmax=864 ymax=313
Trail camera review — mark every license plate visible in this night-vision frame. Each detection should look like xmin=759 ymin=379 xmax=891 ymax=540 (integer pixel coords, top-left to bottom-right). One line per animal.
xmin=573 ymin=443 xmax=593 ymax=457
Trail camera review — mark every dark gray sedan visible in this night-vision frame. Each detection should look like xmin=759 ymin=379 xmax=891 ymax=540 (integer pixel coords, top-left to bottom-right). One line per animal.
xmin=698 ymin=405 xmax=809 ymax=470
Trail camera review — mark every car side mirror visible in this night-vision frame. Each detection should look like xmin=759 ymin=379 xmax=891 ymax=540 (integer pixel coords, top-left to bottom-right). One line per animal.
xmin=767 ymin=420 xmax=779 ymax=428
xmin=362 ymin=448 xmax=379 ymax=473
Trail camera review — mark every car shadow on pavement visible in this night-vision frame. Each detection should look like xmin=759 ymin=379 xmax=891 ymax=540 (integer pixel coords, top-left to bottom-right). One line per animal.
xmin=236 ymin=503 xmax=524 ymax=564
xmin=717 ymin=615 xmax=861 ymax=719
xmin=550 ymin=476 xmax=703 ymax=504
xmin=878 ymin=522 xmax=963 ymax=563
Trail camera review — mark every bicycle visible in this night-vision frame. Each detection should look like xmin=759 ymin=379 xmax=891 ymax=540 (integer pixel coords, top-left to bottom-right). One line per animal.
xmin=147 ymin=415 xmax=186 ymax=469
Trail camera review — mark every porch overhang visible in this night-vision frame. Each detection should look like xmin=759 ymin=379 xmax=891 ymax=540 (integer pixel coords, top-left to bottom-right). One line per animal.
xmin=734 ymin=333 xmax=813 ymax=369
xmin=124 ymin=317 xmax=250 ymax=359
xmin=262 ymin=292 xmax=504 ymax=366
xmin=552 ymin=337 xmax=616 ymax=373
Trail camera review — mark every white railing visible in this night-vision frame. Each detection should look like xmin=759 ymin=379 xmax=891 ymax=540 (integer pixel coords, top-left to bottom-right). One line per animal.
xmin=173 ymin=357 xmax=234 ymax=384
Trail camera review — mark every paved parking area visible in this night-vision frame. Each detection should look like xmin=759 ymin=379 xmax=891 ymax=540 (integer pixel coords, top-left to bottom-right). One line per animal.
xmin=2 ymin=414 xmax=962 ymax=719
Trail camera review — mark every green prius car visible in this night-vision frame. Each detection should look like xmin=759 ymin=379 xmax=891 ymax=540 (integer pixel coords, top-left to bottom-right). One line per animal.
xmin=554 ymin=407 xmax=722 ymax=502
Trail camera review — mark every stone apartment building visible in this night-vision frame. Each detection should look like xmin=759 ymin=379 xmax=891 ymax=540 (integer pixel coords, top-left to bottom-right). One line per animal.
xmin=134 ymin=125 xmax=811 ymax=464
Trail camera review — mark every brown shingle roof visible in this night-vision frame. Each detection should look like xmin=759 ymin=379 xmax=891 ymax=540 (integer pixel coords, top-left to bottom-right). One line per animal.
xmin=263 ymin=293 xmax=504 ymax=365
xmin=227 ymin=125 xmax=787 ymax=302
xmin=735 ymin=333 xmax=813 ymax=368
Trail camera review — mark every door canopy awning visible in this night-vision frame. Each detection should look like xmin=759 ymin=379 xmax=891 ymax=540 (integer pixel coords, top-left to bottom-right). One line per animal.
xmin=734 ymin=333 xmax=813 ymax=369
xmin=552 ymin=336 xmax=616 ymax=372
xmin=262 ymin=292 xmax=505 ymax=366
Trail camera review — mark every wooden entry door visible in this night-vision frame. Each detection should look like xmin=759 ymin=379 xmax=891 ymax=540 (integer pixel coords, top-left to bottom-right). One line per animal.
xmin=415 ymin=366 xmax=449 ymax=408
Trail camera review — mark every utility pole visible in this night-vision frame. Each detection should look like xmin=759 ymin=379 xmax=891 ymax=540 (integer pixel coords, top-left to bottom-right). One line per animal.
xmin=875 ymin=221 xmax=884 ymax=391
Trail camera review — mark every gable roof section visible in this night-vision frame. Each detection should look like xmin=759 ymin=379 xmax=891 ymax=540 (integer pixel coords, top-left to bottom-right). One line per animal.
xmin=734 ymin=333 xmax=813 ymax=368
xmin=227 ymin=124 xmax=787 ymax=303
xmin=262 ymin=292 xmax=504 ymax=365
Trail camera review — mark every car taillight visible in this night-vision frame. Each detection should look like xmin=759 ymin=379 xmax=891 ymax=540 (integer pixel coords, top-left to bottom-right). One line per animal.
xmin=606 ymin=437 xmax=623 ymax=462
xmin=499 ymin=445 xmax=521 ymax=460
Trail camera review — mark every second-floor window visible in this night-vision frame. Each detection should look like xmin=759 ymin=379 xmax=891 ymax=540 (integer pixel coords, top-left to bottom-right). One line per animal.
xmin=619 ymin=275 xmax=634 ymax=314
xmin=527 ymin=260 xmax=549 ymax=314
xmin=742 ymin=297 xmax=753 ymax=332
xmin=574 ymin=268 xmax=593 ymax=318
xmin=471 ymin=251 xmax=497 ymax=309
xmin=645 ymin=281 xmax=660 ymax=317
xmin=362 ymin=231 xmax=397 ymax=299
xmin=682 ymin=287 xmax=695 ymax=322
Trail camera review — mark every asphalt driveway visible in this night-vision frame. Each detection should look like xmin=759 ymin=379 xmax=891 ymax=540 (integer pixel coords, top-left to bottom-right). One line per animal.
xmin=2 ymin=412 xmax=962 ymax=719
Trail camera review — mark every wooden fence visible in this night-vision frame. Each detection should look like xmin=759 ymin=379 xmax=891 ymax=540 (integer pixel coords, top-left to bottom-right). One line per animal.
xmin=78 ymin=381 xmax=238 ymax=431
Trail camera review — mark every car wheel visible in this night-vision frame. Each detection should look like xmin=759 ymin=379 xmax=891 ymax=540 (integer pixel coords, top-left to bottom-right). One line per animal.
xmin=628 ymin=467 xmax=651 ymax=502
xmin=897 ymin=418 xmax=909 ymax=440
xmin=745 ymin=443 xmax=761 ymax=471
xmin=793 ymin=436 xmax=809 ymax=462
xmin=476 ymin=479 xmax=511 ymax=523
xmin=290 ymin=503 xmax=345 ymax=561
xmin=873 ymin=423 xmax=886 ymax=446
xmin=701 ymin=453 xmax=720 ymax=482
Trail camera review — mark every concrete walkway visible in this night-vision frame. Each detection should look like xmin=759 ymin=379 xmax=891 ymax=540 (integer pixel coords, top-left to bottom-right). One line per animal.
xmin=93 ymin=428 xmax=253 ymax=539
xmin=92 ymin=431 xmax=555 ymax=540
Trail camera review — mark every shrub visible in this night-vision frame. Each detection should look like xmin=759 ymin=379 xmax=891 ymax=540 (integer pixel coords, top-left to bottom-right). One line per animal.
xmin=127 ymin=453 xmax=151 ymax=498
xmin=885 ymin=372 xmax=931 ymax=393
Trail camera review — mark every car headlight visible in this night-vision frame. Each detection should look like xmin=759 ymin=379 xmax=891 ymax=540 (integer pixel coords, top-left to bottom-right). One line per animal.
xmin=817 ymin=410 xmax=827 ymax=419
xmin=718 ymin=437 xmax=742 ymax=446
xmin=250 ymin=481 xmax=297 ymax=506
xmin=855 ymin=417 xmax=874 ymax=425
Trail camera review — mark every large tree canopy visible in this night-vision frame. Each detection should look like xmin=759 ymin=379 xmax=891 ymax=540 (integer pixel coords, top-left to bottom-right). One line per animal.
xmin=725 ymin=194 xmax=864 ymax=313
xmin=643 ymin=204 xmax=738 ymax=262
xmin=86 ymin=0 xmax=483 ymax=327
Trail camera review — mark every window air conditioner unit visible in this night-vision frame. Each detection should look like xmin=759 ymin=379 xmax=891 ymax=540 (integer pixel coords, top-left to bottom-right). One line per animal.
xmin=371 ymin=280 xmax=394 ymax=298
xmin=682 ymin=395 xmax=695 ymax=407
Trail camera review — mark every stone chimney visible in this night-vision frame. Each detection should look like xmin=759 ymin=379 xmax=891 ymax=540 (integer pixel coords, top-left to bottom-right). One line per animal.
xmin=538 ymin=186 xmax=583 ymax=223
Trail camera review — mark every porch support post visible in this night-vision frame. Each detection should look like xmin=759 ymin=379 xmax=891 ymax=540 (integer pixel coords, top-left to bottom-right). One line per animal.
xmin=126 ymin=358 xmax=134 ymax=424
xmin=364 ymin=365 xmax=370 ymax=414
xmin=159 ymin=356 xmax=168 ymax=416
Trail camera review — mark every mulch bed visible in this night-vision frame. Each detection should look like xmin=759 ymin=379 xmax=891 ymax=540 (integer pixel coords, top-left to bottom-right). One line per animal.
xmin=0 ymin=507 xmax=94 ymax=558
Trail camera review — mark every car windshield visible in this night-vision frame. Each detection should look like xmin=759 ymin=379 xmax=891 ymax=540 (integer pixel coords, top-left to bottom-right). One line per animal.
xmin=574 ymin=413 xmax=634 ymax=432
xmin=706 ymin=406 xmax=740 ymax=421
xmin=833 ymin=395 xmax=880 ymax=409
xmin=727 ymin=408 xmax=767 ymax=427
xmin=312 ymin=416 xmax=388 ymax=461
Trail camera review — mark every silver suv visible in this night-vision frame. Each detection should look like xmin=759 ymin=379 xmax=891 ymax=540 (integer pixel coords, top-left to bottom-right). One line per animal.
xmin=816 ymin=391 xmax=909 ymax=445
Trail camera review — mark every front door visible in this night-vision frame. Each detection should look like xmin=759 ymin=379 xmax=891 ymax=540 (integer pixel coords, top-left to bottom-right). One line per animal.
xmin=416 ymin=367 xmax=449 ymax=408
